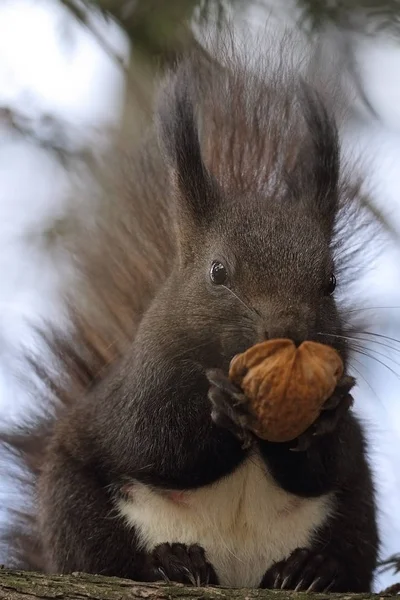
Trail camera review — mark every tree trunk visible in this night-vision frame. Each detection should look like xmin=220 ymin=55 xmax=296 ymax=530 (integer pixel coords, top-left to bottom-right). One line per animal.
xmin=0 ymin=568 xmax=398 ymax=600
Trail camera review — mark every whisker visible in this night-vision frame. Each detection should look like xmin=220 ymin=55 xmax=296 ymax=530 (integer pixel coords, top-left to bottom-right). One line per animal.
xmin=222 ymin=285 xmax=257 ymax=316
xmin=183 ymin=311 xmax=256 ymax=329
xmin=319 ymin=331 xmax=400 ymax=354
xmin=169 ymin=341 xmax=214 ymax=361
xmin=348 ymin=358 xmax=381 ymax=402
xmin=347 ymin=335 xmax=400 ymax=356
xmin=350 ymin=343 xmax=400 ymax=370
xmin=355 ymin=331 xmax=400 ymax=346
xmin=319 ymin=331 xmax=400 ymax=379
xmin=317 ymin=331 xmax=358 ymax=344
xmin=341 ymin=306 xmax=400 ymax=314
xmin=321 ymin=330 xmax=400 ymax=359
xmin=351 ymin=348 xmax=400 ymax=381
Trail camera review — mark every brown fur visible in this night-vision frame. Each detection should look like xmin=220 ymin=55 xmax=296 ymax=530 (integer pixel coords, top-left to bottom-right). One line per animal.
xmin=1 ymin=127 xmax=174 ymax=569
xmin=0 ymin=38 xmax=381 ymax=580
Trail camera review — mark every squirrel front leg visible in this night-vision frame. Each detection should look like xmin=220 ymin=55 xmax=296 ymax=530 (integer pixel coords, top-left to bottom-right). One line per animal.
xmin=39 ymin=441 xmax=218 ymax=584
xmin=38 ymin=356 xmax=244 ymax=579
xmin=40 ymin=438 xmax=218 ymax=585
xmin=206 ymin=368 xmax=353 ymax=495
xmin=39 ymin=442 xmax=150 ymax=578
xmin=206 ymin=368 xmax=378 ymax=592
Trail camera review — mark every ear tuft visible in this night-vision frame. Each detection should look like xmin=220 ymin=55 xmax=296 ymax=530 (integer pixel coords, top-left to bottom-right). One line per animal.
xmin=156 ymin=59 xmax=217 ymax=226
xmin=295 ymin=82 xmax=340 ymax=232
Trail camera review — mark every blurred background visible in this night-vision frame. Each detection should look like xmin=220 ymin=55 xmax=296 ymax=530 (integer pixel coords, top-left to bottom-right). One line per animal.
xmin=0 ymin=0 xmax=400 ymax=590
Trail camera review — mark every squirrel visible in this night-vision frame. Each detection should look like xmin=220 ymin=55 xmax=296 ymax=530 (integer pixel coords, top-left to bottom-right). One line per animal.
xmin=1 ymin=34 xmax=380 ymax=592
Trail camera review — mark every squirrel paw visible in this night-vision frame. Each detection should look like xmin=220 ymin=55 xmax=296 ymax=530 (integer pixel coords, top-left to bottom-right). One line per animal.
xmin=149 ymin=543 xmax=218 ymax=586
xmin=294 ymin=375 xmax=355 ymax=451
xmin=206 ymin=368 xmax=256 ymax=449
xmin=260 ymin=547 xmax=345 ymax=592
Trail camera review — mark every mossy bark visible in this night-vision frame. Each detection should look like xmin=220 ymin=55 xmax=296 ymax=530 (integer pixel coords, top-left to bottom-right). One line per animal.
xmin=0 ymin=569 xmax=398 ymax=600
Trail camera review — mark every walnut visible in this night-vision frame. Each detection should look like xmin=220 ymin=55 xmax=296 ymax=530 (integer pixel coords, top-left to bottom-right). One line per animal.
xmin=229 ymin=339 xmax=344 ymax=443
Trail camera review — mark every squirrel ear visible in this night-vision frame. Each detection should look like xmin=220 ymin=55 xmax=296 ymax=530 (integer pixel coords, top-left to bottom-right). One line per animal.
xmin=295 ymin=83 xmax=340 ymax=233
xmin=156 ymin=62 xmax=218 ymax=228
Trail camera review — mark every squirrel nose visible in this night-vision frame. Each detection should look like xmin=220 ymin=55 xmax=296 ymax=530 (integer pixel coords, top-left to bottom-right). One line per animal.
xmin=264 ymin=323 xmax=309 ymax=347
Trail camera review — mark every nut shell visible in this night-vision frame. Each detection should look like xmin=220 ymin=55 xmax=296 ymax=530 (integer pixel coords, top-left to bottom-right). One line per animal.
xmin=229 ymin=339 xmax=344 ymax=442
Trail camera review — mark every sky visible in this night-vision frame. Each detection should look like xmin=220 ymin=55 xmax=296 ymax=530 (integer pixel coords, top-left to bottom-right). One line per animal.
xmin=0 ymin=0 xmax=400 ymax=591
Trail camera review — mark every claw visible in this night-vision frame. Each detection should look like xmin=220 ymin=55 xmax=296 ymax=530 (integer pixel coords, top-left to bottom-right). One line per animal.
xmin=158 ymin=567 xmax=170 ymax=582
xmin=294 ymin=578 xmax=305 ymax=591
xmin=182 ymin=566 xmax=196 ymax=586
xmin=207 ymin=369 xmax=256 ymax=444
xmin=261 ymin=548 xmax=342 ymax=593
xmin=307 ymin=576 xmax=322 ymax=592
xmin=323 ymin=579 xmax=336 ymax=593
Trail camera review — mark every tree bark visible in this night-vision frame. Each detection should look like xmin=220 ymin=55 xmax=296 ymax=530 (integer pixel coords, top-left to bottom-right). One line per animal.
xmin=0 ymin=568 xmax=398 ymax=600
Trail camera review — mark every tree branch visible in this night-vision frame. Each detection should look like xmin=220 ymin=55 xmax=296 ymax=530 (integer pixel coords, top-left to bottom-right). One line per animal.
xmin=0 ymin=569 xmax=399 ymax=600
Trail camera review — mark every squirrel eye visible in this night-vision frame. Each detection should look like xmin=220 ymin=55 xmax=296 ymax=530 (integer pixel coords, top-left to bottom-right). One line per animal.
xmin=325 ymin=274 xmax=336 ymax=296
xmin=210 ymin=261 xmax=227 ymax=285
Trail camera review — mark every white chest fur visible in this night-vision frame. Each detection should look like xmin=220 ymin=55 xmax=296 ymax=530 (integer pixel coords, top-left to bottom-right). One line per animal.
xmin=117 ymin=453 xmax=333 ymax=588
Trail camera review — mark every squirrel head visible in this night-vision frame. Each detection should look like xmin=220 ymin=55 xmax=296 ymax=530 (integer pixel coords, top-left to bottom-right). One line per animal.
xmin=154 ymin=54 xmax=356 ymax=369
